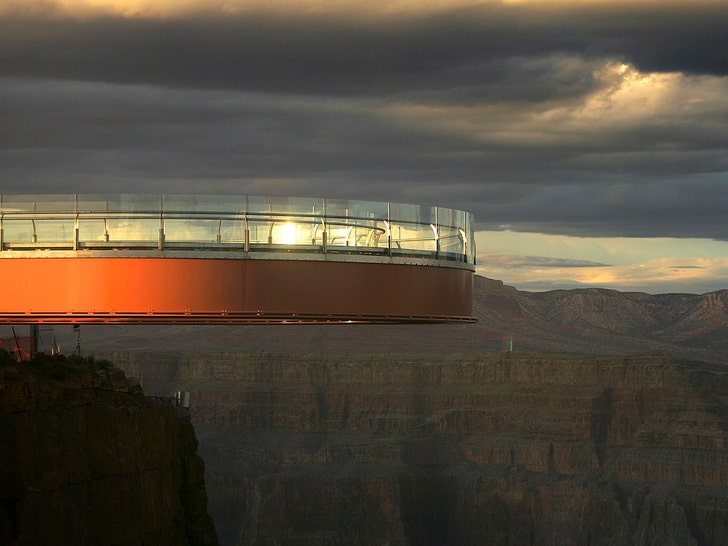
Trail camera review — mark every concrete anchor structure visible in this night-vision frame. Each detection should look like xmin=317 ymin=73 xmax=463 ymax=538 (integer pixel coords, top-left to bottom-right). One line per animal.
xmin=0 ymin=194 xmax=475 ymax=324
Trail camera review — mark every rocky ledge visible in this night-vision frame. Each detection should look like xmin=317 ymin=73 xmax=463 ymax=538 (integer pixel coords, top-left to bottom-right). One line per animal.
xmin=0 ymin=352 xmax=217 ymax=546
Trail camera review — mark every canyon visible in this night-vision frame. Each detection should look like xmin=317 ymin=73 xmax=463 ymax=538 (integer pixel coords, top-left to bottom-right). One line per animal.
xmin=6 ymin=275 xmax=728 ymax=544
xmin=101 ymin=350 xmax=728 ymax=545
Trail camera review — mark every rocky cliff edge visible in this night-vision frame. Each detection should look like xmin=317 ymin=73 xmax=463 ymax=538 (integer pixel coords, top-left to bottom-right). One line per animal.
xmin=0 ymin=352 xmax=218 ymax=546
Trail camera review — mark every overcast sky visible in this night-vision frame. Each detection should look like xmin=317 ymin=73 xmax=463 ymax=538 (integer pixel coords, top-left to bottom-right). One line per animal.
xmin=1 ymin=0 xmax=727 ymax=293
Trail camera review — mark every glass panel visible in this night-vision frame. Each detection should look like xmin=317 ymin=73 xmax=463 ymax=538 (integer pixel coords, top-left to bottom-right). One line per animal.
xmin=328 ymin=223 xmax=387 ymax=248
xmin=389 ymin=222 xmax=436 ymax=253
xmin=1 ymin=195 xmax=35 ymax=213
xmin=438 ymin=225 xmax=464 ymax=256
xmin=247 ymin=196 xmax=323 ymax=217
xmin=162 ymin=194 xmax=246 ymax=214
xmin=77 ymin=218 xmax=110 ymax=242
xmin=436 ymin=207 xmax=466 ymax=230
xmin=87 ymin=194 xmax=161 ymax=213
xmin=324 ymin=199 xmax=388 ymax=221
xmin=165 ymin=219 xmax=220 ymax=243
xmin=1 ymin=194 xmax=75 ymax=213
xmin=76 ymin=195 xmax=116 ymax=213
xmin=268 ymin=220 xmax=316 ymax=245
xmin=104 ymin=218 xmax=158 ymax=241
xmin=219 ymin=218 xmax=247 ymax=243
xmin=389 ymin=202 xmax=436 ymax=225
xmin=437 ymin=207 xmax=466 ymax=259
xmin=323 ymin=200 xmax=383 ymax=249
xmin=326 ymin=224 xmax=354 ymax=247
xmin=246 ymin=195 xmax=270 ymax=216
xmin=247 ymin=218 xmax=270 ymax=245
xmin=2 ymin=218 xmax=34 ymax=243
xmin=0 ymin=218 xmax=75 ymax=244
xmin=35 ymin=218 xmax=74 ymax=243
xmin=36 ymin=194 xmax=76 ymax=212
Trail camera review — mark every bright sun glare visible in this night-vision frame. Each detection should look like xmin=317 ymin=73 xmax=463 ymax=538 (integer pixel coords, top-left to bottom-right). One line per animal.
xmin=278 ymin=222 xmax=297 ymax=245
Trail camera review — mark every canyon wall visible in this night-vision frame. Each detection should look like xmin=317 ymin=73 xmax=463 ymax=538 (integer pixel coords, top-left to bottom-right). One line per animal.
xmin=0 ymin=354 xmax=218 ymax=546
xmin=103 ymin=350 xmax=728 ymax=545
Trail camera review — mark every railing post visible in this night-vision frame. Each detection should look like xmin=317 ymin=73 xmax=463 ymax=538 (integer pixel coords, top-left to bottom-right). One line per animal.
xmin=73 ymin=194 xmax=79 ymax=250
xmin=434 ymin=206 xmax=440 ymax=259
xmin=459 ymin=229 xmax=467 ymax=263
xmin=321 ymin=218 xmax=327 ymax=254
xmin=158 ymin=195 xmax=165 ymax=250
xmin=430 ymin=224 xmax=439 ymax=259
xmin=74 ymin=214 xmax=79 ymax=250
xmin=267 ymin=204 xmax=274 ymax=244
xmin=386 ymin=202 xmax=392 ymax=256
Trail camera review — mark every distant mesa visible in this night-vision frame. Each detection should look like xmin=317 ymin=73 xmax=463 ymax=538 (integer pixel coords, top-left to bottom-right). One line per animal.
xmin=0 ymin=194 xmax=475 ymax=324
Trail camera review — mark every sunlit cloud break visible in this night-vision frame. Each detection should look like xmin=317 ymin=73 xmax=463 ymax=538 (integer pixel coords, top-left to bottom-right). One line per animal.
xmin=476 ymin=231 xmax=728 ymax=294
xmin=479 ymin=255 xmax=728 ymax=294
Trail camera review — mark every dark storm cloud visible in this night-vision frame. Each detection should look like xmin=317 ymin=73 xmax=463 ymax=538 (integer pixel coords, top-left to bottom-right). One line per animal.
xmin=1 ymin=2 xmax=727 ymax=96
xmin=1 ymin=1 xmax=728 ymax=246
xmin=0 ymin=11 xmax=579 ymax=98
xmin=580 ymin=5 xmax=728 ymax=77
xmin=0 ymin=78 xmax=495 ymax=196
xmin=474 ymin=176 xmax=728 ymax=240
xmin=2 ymin=72 xmax=727 ymax=239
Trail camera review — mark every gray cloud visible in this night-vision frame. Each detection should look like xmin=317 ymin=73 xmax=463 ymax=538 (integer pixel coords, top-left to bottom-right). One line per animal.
xmin=476 ymin=177 xmax=728 ymax=240
xmin=0 ymin=2 xmax=727 ymax=246
xmin=479 ymin=255 xmax=608 ymax=268
xmin=1 ymin=3 xmax=727 ymax=94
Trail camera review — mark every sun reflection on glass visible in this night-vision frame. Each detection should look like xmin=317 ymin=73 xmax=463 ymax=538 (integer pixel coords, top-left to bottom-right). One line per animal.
xmin=279 ymin=222 xmax=297 ymax=245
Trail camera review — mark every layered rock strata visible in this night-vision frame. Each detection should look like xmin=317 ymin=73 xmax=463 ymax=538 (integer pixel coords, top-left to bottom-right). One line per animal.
xmin=0 ymin=354 xmax=218 ymax=546
xmin=105 ymin=350 xmax=728 ymax=545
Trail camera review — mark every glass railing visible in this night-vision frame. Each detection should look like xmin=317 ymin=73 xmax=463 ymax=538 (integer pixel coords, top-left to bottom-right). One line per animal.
xmin=0 ymin=194 xmax=476 ymax=266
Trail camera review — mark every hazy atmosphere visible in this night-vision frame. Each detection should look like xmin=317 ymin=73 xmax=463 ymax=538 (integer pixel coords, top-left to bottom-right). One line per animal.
xmin=2 ymin=0 xmax=727 ymax=293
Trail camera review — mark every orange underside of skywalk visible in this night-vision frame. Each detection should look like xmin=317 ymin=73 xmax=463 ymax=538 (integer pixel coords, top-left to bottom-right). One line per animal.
xmin=0 ymin=257 xmax=474 ymax=324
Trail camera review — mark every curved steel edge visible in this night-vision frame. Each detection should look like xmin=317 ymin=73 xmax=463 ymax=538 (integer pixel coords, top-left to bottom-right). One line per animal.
xmin=0 ymin=256 xmax=475 ymax=325
xmin=0 ymin=313 xmax=477 ymax=325
xmin=0 ymin=248 xmax=476 ymax=271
